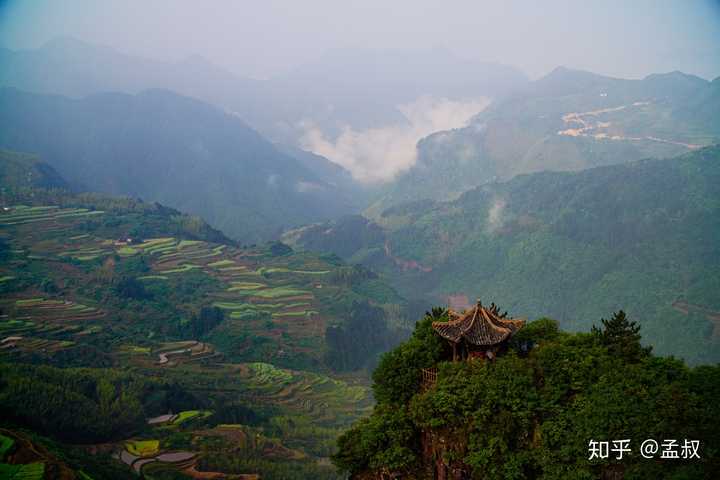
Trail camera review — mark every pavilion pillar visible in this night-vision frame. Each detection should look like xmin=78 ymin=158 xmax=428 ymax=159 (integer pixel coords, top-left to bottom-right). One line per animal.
xmin=452 ymin=342 xmax=457 ymax=362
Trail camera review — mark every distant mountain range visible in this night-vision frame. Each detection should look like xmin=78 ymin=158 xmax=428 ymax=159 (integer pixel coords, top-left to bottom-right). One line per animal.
xmin=0 ymin=37 xmax=528 ymax=144
xmin=369 ymin=67 xmax=720 ymax=214
xmin=0 ymin=87 xmax=362 ymax=243
xmin=287 ymin=145 xmax=720 ymax=365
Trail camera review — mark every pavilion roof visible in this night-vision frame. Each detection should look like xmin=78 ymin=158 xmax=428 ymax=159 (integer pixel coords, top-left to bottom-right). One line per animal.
xmin=432 ymin=301 xmax=524 ymax=346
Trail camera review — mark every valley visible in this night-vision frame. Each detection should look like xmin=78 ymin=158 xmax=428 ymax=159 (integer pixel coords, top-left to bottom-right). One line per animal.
xmin=0 ymin=9 xmax=718 ymax=477
xmin=288 ymin=146 xmax=720 ymax=365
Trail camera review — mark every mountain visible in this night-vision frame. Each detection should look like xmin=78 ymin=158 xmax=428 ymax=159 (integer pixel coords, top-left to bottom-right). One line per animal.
xmin=0 ymin=149 xmax=69 ymax=190
xmin=0 ymin=87 xmax=362 ymax=243
xmin=287 ymin=146 xmax=720 ymax=365
xmin=0 ymin=36 xmax=261 ymax=113
xmin=0 ymin=161 xmax=407 ymax=478
xmin=0 ymin=38 xmax=529 ymax=145
xmin=262 ymin=46 xmax=529 ymax=140
xmin=370 ymin=67 xmax=720 ymax=213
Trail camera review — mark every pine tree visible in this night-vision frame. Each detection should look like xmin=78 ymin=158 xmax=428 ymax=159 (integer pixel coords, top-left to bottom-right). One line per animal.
xmin=592 ymin=310 xmax=651 ymax=361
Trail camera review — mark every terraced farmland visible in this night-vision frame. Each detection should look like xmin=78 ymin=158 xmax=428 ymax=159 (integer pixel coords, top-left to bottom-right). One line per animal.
xmin=0 ymin=297 xmax=104 ymax=357
xmin=0 ymin=462 xmax=45 ymax=479
xmin=0 ymin=203 xmax=335 ymax=364
xmin=125 ymin=439 xmax=160 ymax=457
xmin=0 ymin=197 xmax=402 ymax=479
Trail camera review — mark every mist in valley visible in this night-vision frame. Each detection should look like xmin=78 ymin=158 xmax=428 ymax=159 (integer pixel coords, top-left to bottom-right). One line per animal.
xmin=1 ymin=2 xmax=720 ymax=479
xmin=2 ymin=0 xmax=719 ymax=184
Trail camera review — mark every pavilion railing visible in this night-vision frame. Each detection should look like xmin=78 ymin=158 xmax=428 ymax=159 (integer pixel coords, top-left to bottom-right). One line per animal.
xmin=421 ymin=367 xmax=438 ymax=390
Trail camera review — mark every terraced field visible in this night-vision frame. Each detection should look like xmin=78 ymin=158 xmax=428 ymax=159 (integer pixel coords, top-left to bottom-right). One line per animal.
xmin=0 ymin=428 xmax=75 ymax=480
xmin=0 ymin=200 xmax=396 ymax=479
xmin=0 ymin=297 xmax=104 ymax=356
xmin=0 ymin=462 xmax=45 ymax=479
xmin=0 ymin=203 xmax=365 ymax=365
xmin=162 ymin=362 xmax=372 ymax=431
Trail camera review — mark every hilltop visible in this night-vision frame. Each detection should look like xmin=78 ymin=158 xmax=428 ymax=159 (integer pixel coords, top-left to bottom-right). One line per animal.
xmin=333 ymin=309 xmax=720 ymax=478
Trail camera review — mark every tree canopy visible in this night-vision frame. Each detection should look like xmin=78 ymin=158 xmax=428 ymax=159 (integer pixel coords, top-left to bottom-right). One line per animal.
xmin=333 ymin=310 xmax=720 ymax=479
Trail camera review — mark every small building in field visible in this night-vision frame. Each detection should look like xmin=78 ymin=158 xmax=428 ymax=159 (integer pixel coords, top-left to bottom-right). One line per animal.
xmin=432 ymin=301 xmax=525 ymax=361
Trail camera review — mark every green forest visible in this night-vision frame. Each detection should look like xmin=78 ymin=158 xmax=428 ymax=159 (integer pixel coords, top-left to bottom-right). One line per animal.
xmin=334 ymin=310 xmax=720 ymax=479
xmin=289 ymin=145 xmax=720 ymax=365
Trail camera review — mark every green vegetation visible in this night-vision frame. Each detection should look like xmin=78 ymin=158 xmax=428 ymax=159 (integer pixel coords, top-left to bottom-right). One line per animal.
xmin=234 ymin=286 xmax=310 ymax=298
xmin=291 ymin=145 xmax=720 ymax=365
xmin=0 ymin=168 xmax=405 ymax=479
xmin=335 ymin=310 xmax=720 ymax=478
xmin=125 ymin=439 xmax=160 ymax=457
xmin=0 ymin=364 xmax=150 ymax=442
xmin=0 ymin=434 xmax=14 ymax=460
xmin=172 ymin=410 xmax=212 ymax=425
xmin=0 ymin=462 xmax=45 ymax=479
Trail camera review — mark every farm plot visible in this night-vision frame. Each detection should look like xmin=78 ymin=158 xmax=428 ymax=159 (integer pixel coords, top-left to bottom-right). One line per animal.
xmin=154 ymin=341 xmax=219 ymax=366
xmin=0 ymin=205 xmax=103 ymax=226
xmin=125 ymin=439 xmax=160 ymax=457
xmin=172 ymin=410 xmax=212 ymax=426
xmin=0 ymin=297 xmax=103 ymax=355
xmin=119 ymin=442 xmax=197 ymax=475
xmin=13 ymin=298 xmax=103 ymax=322
xmin=0 ymin=462 xmax=45 ymax=479
xmin=0 ymin=206 xmax=116 ymax=262
xmin=240 ymin=363 xmax=372 ymax=425
xmin=175 ymin=363 xmax=373 ymax=431
xmin=0 ymin=335 xmax=74 ymax=356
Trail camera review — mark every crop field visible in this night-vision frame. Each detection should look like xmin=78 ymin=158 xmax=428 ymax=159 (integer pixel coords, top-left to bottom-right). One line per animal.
xmin=171 ymin=410 xmax=212 ymax=425
xmin=125 ymin=439 xmax=160 ymax=457
xmin=0 ymin=462 xmax=45 ymax=479
xmin=0 ymin=201 xmax=398 ymax=478
xmin=0 ymin=296 xmax=104 ymax=357
xmin=0 ymin=205 xmax=103 ymax=226
xmin=0 ymin=203 xmax=342 ymax=364
xmin=130 ymin=361 xmax=373 ymax=476
xmin=163 ymin=363 xmax=372 ymax=429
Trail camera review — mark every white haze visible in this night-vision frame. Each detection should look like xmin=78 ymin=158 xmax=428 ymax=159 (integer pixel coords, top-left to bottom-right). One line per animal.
xmin=300 ymin=96 xmax=490 ymax=183
xmin=485 ymin=198 xmax=507 ymax=234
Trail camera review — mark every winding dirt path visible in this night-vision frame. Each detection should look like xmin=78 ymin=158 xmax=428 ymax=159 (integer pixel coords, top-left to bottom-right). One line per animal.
xmin=557 ymin=101 xmax=702 ymax=149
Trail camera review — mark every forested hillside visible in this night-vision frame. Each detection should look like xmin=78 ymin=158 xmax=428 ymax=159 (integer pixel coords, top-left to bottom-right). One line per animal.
xmin=0 ymin=88 xmax=361 ymax=243
xmin=288 ymin=146 xmax=720 ymax=364
xmin=334 ymin=310 xmax=720 ymax=478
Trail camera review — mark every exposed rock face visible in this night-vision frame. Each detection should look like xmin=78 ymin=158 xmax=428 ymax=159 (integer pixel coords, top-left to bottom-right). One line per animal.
xmin=421 ymin=430 xmax=471 ymax=480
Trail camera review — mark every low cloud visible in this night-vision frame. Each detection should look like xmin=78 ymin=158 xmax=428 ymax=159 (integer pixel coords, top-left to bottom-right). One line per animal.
xmin=485 ymin=198 xmax=506 ymax=234
xmin=300 ymin=96 xmax=490 ymax=183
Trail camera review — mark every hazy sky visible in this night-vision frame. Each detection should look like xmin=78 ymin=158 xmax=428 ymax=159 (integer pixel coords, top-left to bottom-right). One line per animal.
xmin=1 ymin=0 xmax=719 ymax=81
